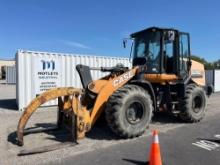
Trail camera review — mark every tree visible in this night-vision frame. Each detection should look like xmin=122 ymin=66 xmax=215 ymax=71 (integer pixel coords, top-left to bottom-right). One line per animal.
xmin=191 ymin=55 xmax=217 ymax=70
xmin=191 ymin=55 xmax=207 ymax=65
xmin=213 ymin=60 xmax=220 ymax=69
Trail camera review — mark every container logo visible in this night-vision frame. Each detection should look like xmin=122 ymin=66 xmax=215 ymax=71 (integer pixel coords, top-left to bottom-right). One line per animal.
xmin=38 ymin=60 xmax=58 ymax=76
xmin=41 ymin=60 xmax=55 ymax=70
xmin=36 ymin=59 xmax=60 ymax=94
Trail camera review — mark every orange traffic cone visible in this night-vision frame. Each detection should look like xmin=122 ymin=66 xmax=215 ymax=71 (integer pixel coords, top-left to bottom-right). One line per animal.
xmin=149 ymin=130 xmax=162 ymax=165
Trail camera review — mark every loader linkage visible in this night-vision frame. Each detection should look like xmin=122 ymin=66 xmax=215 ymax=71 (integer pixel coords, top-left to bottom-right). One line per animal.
xmin=16 ymin=66 xmax=139 ymax=156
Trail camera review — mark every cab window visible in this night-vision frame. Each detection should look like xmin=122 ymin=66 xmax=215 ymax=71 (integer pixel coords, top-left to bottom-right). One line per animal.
xmin=179 ymin=34 xmax=190 ymax=72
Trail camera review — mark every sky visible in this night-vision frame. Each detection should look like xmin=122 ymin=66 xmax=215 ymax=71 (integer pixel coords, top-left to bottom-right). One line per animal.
xmin=0 ymin=0 xmax=220 ymax=62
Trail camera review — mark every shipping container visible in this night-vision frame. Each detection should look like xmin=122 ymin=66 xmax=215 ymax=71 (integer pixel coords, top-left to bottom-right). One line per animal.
xmin=205 ymin=69 xmax=220 ymax=92
xmin=16 ymin=50 xmax=131 ymax=111
xmin=6 ymin=66 xmax=16 ymax=84
xmin=205 ymin=70 xmax=214 ymax=86
xmin=214 ymin=70 xmax=220 ymax=92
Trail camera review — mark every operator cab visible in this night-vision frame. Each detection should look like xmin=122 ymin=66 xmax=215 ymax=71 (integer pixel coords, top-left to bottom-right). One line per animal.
xmin=131 ymin=27 xmax=191 ymax=79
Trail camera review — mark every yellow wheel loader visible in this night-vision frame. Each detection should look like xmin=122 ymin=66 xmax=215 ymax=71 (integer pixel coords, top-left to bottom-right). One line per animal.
xmin=16 ymin=27 xmax=212 ymax=155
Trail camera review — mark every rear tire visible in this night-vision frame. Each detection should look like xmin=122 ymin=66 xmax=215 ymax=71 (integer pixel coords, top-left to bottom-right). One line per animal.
xmin=179 ymin=84 xmax=206 ymax=122
xmin=105 ymin=84 xmax=153 ymax=138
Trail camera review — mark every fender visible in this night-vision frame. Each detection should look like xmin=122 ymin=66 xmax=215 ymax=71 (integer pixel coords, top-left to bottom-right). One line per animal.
xmin=129 ymin=79 xmax=156 ymax=111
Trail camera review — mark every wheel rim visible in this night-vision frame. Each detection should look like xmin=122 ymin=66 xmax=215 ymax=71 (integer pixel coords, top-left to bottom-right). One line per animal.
xmin=192 ymin=95 xmax=203 ymax=113
xmin=126 ymin=101 xmax=144 ymax=124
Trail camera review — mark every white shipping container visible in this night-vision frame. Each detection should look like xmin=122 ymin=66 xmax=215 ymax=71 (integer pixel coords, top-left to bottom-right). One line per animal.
xmin=16 ymin=50 xmax=131 ymax=111
xmin=6 ymin=66 xmax=16 ymax=84
xmin=205 ymin=69 xmax=220 ymax=93
xmin=214 ymin=70 xmax=220 ymax=92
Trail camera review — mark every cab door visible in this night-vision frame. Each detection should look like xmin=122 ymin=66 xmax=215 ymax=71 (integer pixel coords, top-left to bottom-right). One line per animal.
xmin=162 ymin=30 xmax=176 ymax=74
xmin=178 ymin=33 xmax=191 ymax=79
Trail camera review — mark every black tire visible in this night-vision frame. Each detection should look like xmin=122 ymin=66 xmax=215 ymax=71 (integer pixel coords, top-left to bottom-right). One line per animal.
xmin=179 ymin=84 xmax=207 ymax=122
xmin=105 ymin=84 xmax=153 ymax=138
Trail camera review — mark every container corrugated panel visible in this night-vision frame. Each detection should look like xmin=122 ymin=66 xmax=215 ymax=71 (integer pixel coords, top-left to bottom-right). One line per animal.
xmin=6 ymin=66 xmax=16 ymax=84
xmin=214 ymin=70 xmax=220 ymax=92
xmin=16 ymin=50 xmax=131 ymax=111
xmin=205 ymin=70 xmax=214 ymax=86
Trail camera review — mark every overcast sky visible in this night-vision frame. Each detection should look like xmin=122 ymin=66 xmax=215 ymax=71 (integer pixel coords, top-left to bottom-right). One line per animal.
xmin=0 ymin=0 xmax=219 ymax=62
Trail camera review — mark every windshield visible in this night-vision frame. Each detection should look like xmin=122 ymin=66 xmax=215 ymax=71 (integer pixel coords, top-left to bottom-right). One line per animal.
xmin=133 ymin=31 xmax=161 ymax=73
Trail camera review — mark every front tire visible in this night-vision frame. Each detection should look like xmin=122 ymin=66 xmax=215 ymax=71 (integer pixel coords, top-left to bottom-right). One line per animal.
xmin=179 ymin=84 xmax=207 ymax=122
xmin=105 ymin=84 xmax=153 ymax=138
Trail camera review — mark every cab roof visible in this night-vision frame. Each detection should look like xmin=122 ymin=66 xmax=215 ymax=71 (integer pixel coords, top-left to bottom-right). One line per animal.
xmin=130 ymin=27 xmax=179 ymax=38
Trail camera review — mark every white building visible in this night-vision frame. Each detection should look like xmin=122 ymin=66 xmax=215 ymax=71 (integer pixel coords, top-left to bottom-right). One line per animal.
xmin=0 ymin=59 xmax=15 ymax=79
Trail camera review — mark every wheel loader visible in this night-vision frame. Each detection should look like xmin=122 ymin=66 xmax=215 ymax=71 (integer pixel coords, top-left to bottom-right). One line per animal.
xmin=16 ymin=27 xmax=212 ymax=155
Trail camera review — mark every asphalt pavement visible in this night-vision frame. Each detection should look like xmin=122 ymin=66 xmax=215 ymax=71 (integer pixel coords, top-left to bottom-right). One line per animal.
xmin=1 ymin=84 xmax=220 ymax=165
xmin=47 ymin=94 xmax=220 ymax=165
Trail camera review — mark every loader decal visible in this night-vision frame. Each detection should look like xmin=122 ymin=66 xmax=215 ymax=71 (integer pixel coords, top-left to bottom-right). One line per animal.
xmin=113 ymin=71 xmax=134 ymax=86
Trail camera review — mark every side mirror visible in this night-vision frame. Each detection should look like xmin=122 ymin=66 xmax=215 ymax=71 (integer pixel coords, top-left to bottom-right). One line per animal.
xmin=123 ymin=39 xmax=127 ymax=48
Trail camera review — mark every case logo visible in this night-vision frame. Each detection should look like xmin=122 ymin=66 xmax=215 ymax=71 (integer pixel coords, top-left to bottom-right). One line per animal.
xmin=113 ymin=71 xmax=133 ymax=86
